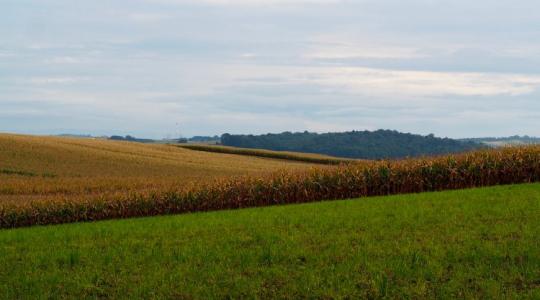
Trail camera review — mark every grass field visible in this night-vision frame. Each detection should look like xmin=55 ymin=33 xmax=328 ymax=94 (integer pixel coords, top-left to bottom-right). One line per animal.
xmin=0 ymin=134 xmax=320 ymax=205
xmin=1 ymin=184 xmax=539 ymax=299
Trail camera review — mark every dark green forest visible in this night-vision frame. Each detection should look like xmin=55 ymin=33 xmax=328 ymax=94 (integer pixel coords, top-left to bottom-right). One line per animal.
xmin=221 ymin=130 xmax=482 ymax=159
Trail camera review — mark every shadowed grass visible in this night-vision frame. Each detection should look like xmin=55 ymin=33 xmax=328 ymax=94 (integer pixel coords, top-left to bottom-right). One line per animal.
xmin=1 ymin=184 xmax=539 ymax=299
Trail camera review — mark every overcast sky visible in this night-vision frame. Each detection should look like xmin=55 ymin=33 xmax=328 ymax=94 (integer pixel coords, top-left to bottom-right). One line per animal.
xmin=2 ymin=0 xmax=540 ymax=138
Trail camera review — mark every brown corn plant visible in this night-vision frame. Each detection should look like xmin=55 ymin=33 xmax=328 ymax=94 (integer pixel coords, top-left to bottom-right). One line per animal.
xmin=2 ymin=146 xmax=540 ymax=228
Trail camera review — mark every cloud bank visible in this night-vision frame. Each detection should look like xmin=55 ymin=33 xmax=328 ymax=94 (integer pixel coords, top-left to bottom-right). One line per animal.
xmin=1 ymin=0 xmax=539 ymax=138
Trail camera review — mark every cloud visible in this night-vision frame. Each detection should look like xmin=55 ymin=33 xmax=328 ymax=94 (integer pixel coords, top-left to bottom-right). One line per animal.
xmin=305 ymin=46 xmax=423 ymax=60
xmin=312 ymin=67 xmax=540 ymax=97
xmin=43 ymin=56 xmax=84 ymax=65
xmin=225 ymin=64 xmax=540 ymax=98
xmin=144 ymin=0 xmax=342 ymax=5
xmin=127 ymin=13 xmax=171 ymax=22
xmin=0 ymin=51 xmax=15 ymax=58
xmin=30 ymin=77 xmax=87 ymax=85
xmin=2 ymin=0 xmax=540 ymax=138
xmin=304 ymin=35 xmax=425 ymax=60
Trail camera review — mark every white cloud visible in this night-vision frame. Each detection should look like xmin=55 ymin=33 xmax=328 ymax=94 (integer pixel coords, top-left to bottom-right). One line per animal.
xmin=303 ymin=35 xmax=426 ymax=60
xmin=44 ymin=56 xmax=83 ymax=65
xmin=144 ymin=0 xmax=342 ymax=6
xmin=30 ymin=77 xmax=87 ymax=85
xmin=223 ymin=64 xmax=540 ymax=98
xmin=303 ymin=120 xmax=365 ymax=133
xmin=127 ymin=13 xmax=171 ymax=22
xmin=305 ymin=46 xmax=423 ymax=60
xmin=312 ymin=67 xmax=540 ymax=97
xmin=0 ymin=51 xmax=15 ymax=58
xmin=2 ymin=0 xmax=540 ymax=138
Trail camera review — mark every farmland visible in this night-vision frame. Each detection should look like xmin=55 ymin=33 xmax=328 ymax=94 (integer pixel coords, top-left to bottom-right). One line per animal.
xmin=3 ymin=132 xmax=540 ymax=228
xmin=1 ymin=133 xmax=540 ymax=298
xmin=0 ymin=133 xmax=321 ymax=205
xmin=176 ymin=144 xmax=352 ymax=165
xmin=0 ymin=184 xmax=539 ymax=299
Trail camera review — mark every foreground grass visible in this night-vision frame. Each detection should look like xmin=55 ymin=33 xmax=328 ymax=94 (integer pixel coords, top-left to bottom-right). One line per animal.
xmin=1 ymin=184 xmax=539 ymax=299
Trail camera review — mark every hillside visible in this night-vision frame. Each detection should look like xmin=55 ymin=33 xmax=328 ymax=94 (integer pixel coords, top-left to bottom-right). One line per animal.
xmin=2 ymin=140 xmax=540 ymax=228
xmin=1 ymin=184 xmax=538 ymax=299
xmin=221 ymin=130 xmax=481 ymax=159
xmin=176 ymin=144 xmax=353 ymax=165
xmin=0 ymin=134 xmax=319 ymax=205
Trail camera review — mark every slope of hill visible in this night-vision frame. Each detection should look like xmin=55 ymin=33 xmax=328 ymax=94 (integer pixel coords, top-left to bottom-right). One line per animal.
xmin=1 ymin=184 xmax=538 ymax=299
xmin=0 ymin=134 xmax=319 ymax=204
xmin=176 ymin=144 xmax=353 ymax=165
xmin=3 ymin=140 xmax=540 ymax=228
xmin=221 ymin=130 xmax=481 ymax=159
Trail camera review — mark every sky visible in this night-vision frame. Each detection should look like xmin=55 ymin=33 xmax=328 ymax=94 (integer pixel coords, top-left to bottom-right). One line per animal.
xmin=1 ymin=0 xmax=540 ymax=139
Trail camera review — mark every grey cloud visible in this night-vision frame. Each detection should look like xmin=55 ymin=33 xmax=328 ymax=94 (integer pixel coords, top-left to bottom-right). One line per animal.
xmin=1 ymin=0 xmax=539 ymax=138
xmin=309 ymin=48 xmax=540 ymax=74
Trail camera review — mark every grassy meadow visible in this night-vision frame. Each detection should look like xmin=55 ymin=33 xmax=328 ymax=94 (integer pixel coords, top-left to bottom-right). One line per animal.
xmin=1 ymin=184 xmax=539 ymax=299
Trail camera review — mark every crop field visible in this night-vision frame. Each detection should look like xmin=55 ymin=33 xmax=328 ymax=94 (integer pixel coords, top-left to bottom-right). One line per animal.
xmin=176 ymin=144 xmax=353 ymax=165
xmin=2 ymin=134 xmax=540 ymax=228
xmin=0 ymin=184 xmax=538 ymax=299
xmin=1 ymin=134 xmax=539 ymax=298
xmin=0 ymin=134 xmax=321 ymax=205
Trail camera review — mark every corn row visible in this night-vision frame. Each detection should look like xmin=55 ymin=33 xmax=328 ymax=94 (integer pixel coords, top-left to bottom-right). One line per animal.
xmin=2 ymin=146 xmax=540 ymax=228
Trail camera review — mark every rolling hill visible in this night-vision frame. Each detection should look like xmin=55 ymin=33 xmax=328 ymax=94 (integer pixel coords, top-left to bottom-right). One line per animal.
xmin=2 ymin=133 xmax=540 ymax=228
xmin=1 ymin=133 xmax=539 ymax=298
xmin=176 ymin=144 xmax=352 ymax=165
xmin=221 ymin=130 xmax=482 ymax=159
xmin=0 ymin=134 xmax=322 ymax=205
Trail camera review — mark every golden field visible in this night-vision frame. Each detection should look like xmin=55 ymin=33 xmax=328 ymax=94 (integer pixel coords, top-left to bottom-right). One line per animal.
xmin=0 ymin=134 xmax=322 ymax=205
xmin=176 ymin=144 xmax=352 ymax=165
xmin=2 ymin=132 xmax=540 ymax=228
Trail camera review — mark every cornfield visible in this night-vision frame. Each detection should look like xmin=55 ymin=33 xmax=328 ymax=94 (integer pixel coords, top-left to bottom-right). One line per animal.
xmin=2 ymin=146 xmax=540 ymax=228
xmin=0 ymin=133 xmax=318 ymax=202
xmin=176 ymin=144 xmax=351 ymax=165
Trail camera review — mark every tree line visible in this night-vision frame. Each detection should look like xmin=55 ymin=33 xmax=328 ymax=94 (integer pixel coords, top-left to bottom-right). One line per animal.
xmin=221 ymin=130 xmax=482 ymax=159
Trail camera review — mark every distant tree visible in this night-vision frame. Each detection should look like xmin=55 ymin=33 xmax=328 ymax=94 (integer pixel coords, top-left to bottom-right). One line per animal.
xmin=220 ymin=130 xmax=482 ymax=159
xmin=108 ymin=135 xmax=155 ymax=143
xmin=189 ymin=136 xmax=220 ymax=143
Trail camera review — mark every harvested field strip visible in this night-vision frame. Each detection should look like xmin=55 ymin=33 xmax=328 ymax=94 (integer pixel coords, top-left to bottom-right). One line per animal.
xmin=176 ymin=144 xmax=352 ymax=165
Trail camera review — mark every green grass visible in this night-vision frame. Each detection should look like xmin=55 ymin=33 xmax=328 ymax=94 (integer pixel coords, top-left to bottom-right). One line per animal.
xmin=1 ymin=184 xmax=539 ymax=299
